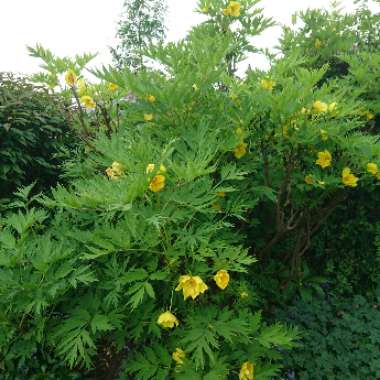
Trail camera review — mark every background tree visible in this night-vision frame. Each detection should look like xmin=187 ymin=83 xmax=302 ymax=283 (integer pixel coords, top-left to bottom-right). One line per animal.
xmin=111 ymin=0 xmax=167 ymax=70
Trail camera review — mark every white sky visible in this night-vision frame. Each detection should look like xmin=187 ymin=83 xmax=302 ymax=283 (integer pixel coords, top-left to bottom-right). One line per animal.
xmin=0 ymin=0 xmax=374 ymax=75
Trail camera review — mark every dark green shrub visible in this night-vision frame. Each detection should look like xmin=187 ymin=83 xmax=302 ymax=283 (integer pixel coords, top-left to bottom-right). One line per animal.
xmin=309 ymin=190 xmax=380 ymax=297
xmin=277 ymin=293 xmax=380 ymax=380
xmin=0 ymin=73 xmax=73 ymax=201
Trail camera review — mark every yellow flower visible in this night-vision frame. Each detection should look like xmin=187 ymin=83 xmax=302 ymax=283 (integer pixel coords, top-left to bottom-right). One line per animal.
xmin=315 ymin=38 xmax=322 ymax=49
xmin=234 ymin=142 xmax=248 ymax=159
xmin=320 ymin=129 xmax=329 ymax=141
xmin=149 ymin=175 xmax=166 ymax=192
xmin=175 ymin=275 xmax=208 ymax=300
xmin=146 ymin=163 xmax=155 ymax=174
xmin=108 ymin=82 xmax=119 ymax=92
xmin=77 ymin=79 xmax=87 ymax=96
xmin=146 ymin=94 xmax=156 ymax=103
xmin=172 ymin=348 xmax=186 ymax=365
xmin=239 ymin=361 xmax=255 ymax=380
xmin=316 ymin=150 xmax=332 ymax=169
xmin=144 ymin=114 xmax=154 ymax=121
xmin=260 ymin=79 xmax=276 ymax=91
xmin=216 ymin=191 xmax=226 ymax=197
xmin=304 ymin=175 xmax=314 ymax=185
xmin=64 ymin=69 xmax=77 ymax=87
xmin=328 ymin=102 xmax=338 ymax=112
xmin=223 ymin=1 xmax=241 ymax=17
xmin=342 ymin=167 xmax=359 ymax=187
xmin=80 ymin=95 xmax=96 ymax=109
xmin=240 ymin=291 xmax=249 ymax=299
xmin=106 ymin=161 xmax=124 ymax=180
xmin=313 ymin=100 xmax=328 ymax=114
xmin=214 ymin=270 xmax=230 ymax=290
xmin=157 ymin=311 xmax=179 ymax=329
xmin=367 ymin=162 xmax=378 ymax=176
xmin=366 ymin=111 xmax=375 ymax=120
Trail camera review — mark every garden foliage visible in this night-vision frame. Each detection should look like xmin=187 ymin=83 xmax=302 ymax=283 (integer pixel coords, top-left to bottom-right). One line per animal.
xmin=0 ymin=0 xmax=380 ymax=379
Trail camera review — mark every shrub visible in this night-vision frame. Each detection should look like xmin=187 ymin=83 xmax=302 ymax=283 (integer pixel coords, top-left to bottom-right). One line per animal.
xmin=2 ymin=0 xmax=380 ymax=378
xmin=0 ymin=73 xmax=73 ymax=201
xmin=276 ymin=293 xmax=380 ymax=380
xmin=0 ymin=2 xmax=299 ymax=378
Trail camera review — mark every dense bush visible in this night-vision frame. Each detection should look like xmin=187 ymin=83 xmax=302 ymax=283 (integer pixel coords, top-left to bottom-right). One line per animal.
xmin=277 ymin=293 xmax=380 ymax=380
xmin=1 ymin=0 xmax=380 ymax=379
xmin=0 ymin=73 xmax=73 ymax=202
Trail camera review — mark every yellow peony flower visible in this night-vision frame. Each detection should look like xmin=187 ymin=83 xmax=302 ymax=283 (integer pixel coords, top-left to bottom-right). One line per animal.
xmin=175 ymin=275 xmax=208 ymax=300
xmin=77 ymin=79 xmax=87 ymax=96
xmin=304 ymin=175 xmax=314 ymax=185
xmin=239 ymin=361 xmax=255 ymax=380
xmin=316 ymin=150 xmax=332 ymax=169
xmin=223 ymin=1 xmax=241 ymax=17
xmin=313 ymin=100 xmax=328 ymax=114
xmin=214 ymin=270 xmax=230 ymax=290
xmin=64 ymin=69 xmax=77 ymax=87
xmin=342 ymin=167 xmax=359 ymax=187
xmin=328 ymin=102 xmax=337 ymax=112
xmin=149 ymin=174 xmax=166 ymax=192
xmin=320 ymin=129 xmax=329 ymax=141
xmin=234 ymin=142 xmax=248 ymax=159
xmin=157 ymin=311 xmax=179 ymax=329
xmin=315 ymin=38 xmax=322 ymax=49
xmin=144 ymin=114 xmax=154 ymax=121
xmin=80 ymin=95 xmax=96 ymax=109
xmin=106 ymin=161 xmax=124 ymax=180
xmin=367 ymin=162 xmax=378 ymax=176
xmin=108 ymin=83 xmax=119 ymax=92
xmin=172 ymin=348 xmax=186 ymax=365
xmin=260 ymin=79 xmax=276 ymax=91
xmin=146 ymin=94 xmax=156 ymax=103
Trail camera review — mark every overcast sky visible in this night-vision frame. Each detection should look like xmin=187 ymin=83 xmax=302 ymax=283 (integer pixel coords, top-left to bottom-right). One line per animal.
xmin=0 ymin=0 xmax=372 ymax=75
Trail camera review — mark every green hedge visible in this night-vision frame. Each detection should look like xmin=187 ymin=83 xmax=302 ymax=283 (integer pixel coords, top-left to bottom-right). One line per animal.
xmin=0 ymin=73 xmax=73 ymax=201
